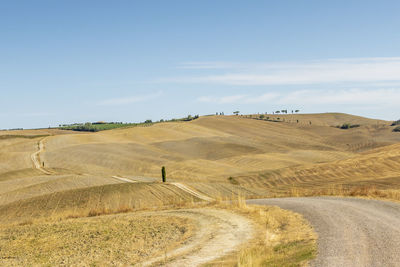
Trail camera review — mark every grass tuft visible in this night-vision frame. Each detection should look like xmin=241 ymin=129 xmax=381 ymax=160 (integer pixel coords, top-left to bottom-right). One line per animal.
xmin=284 ymin=184 xmax=400 ymax=202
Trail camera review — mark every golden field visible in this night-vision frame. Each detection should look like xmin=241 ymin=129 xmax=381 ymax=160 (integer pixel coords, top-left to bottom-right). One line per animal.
xmin=0 ymin=213 xmax=192 ymax=266
xmin=1 ymin=113 xmax=400 ymax=220
xmin=1 ymin=112 xmax=399 ymax=265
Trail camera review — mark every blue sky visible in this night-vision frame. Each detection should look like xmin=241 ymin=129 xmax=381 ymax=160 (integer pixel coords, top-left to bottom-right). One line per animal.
xmin=1 ymin=0 xmax=400 ymax=129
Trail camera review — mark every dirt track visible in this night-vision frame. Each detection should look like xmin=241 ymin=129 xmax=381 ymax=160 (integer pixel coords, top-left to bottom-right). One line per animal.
xmin=170 ymin=182 xmax=214 ymax=202
xmin=30 ymin=137 xmax=52 ymax=175
xmin=249 ymin=197 xmax=400 ymax=267
xmin=139 ymin=208 xmax=253 ymax=267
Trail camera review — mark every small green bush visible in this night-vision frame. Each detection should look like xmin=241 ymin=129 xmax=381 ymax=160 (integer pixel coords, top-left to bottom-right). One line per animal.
xmin=340 ymin=123 xmax=350 ymax=129
xmin=228 ymin=176 xmax=239 ymax=185
xmin=393 ymin=126 xmax=400 ymax=132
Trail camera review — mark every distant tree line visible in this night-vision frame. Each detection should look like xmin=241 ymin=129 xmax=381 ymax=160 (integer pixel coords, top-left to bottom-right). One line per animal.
xmin=212 ymin=110 xmax=301 ymax=116
xmin=60 ymin=115 xmax=200 ymax=132
xmin=273 ymin=110 xmax=300 ymax=114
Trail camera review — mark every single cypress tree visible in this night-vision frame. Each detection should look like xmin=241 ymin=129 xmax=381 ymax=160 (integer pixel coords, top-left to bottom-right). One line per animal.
xmin=161 ymin=166 xmax=166 ymax=182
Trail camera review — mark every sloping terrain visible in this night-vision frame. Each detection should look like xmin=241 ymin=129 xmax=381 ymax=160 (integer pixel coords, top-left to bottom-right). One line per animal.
xmin=36 ymin=113 xmax=400 ymax=183
xmin=235 ymin=143 xmax=400 ymax=195
xmin=253 ymin=112 xmax=388 ymax=127
xmin=1 ymin=113 xmax=400 ymax=207
xmin=0 ymin=182 xmax=198 ymax=224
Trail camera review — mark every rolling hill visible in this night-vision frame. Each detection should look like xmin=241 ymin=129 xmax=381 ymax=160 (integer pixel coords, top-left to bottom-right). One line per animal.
xmin=1 ymin=112 xmax=400 ymax=222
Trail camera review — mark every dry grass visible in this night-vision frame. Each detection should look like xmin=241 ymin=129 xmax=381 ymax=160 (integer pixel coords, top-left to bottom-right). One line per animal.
xmin=0 ymin=134 xmax=49 ymax=140
xmin=0 ymin=182 xmax=202 ymax=224
xmin=0 ymin=212 xmax=194 ymax=266
xmin=236 ymin=206 xmax=316 ymax=267
xmin=231 ymin=142 xmax=400 ymax=199
xmin=287 ymin=184 xmax=400 ymax=202
xmin=0 ymin=174 xmax=121 ymax=206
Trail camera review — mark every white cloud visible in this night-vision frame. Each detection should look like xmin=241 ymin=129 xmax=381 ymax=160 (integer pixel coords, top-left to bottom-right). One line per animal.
xmin=97 ymin=91 xmax=162 ymax=106
xmin=170 ymin=57 xmax=400 ymax=85
xmin=0 ymin=112 xmax=53 ymax=117
xmin=198 ymin=88 xmax=400 ymax=106
xmin=197 ymin=94 xmax=247 ymax=104
xmin=219 ymin=95 xmax=247 ymax=103
xmin=278 ymin=88 xmax=400 ymax=105
xmin=243 ymin=93 xmax=279 ymax=103
xmin=20 ymin=112 xmax=53 ymax=117
xmin=197 ymin=93 xmax=279 ymax=104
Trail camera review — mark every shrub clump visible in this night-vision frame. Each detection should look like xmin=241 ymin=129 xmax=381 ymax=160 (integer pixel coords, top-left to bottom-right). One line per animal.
xmin=182 ymin=115 xmax=199 ymax=121
xmin=228 ymin=176 xmax=239 ymax=185
xmin=391 ymin=120 xmax=400 ymax=126
xmin=338 ymin=123 xmax=360 ymax=129
xmin=68 ymin=123 xmax=99 ymax=132
xmin=393 ymin=126 xmax=400 ymax=132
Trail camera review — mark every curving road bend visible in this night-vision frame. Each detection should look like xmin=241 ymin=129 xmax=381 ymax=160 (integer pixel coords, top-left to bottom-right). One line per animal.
xmin=248 ymin=197 xmax=400 ymax=267
xmin=139 ymin=209 xmax=253 ymax=267
xmin=31 ymin=137 xmax=52 ymax=175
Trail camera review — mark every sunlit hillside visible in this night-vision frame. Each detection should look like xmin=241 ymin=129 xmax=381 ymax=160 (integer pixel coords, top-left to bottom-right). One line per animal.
xmin=1 ymin=113 xmax=400 ymax=220
xmin=40 ymin=113 xmax=398 ymax=182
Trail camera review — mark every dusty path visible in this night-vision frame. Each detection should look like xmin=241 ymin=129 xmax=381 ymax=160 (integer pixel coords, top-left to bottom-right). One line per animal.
xmin=109 ymin=175 xmax=214 ymax=202
xmin=170 ymin=182 xmax=214 ymax=202
xmin=139 ymin=208 xmax=253 ymax=267
xmin=111 ymin=175 xmax=137 ymax=183
xmin=30 ymin=137 xmax=52 ymax=175
xmin=249 ymin=197 xmax=400 ymax=267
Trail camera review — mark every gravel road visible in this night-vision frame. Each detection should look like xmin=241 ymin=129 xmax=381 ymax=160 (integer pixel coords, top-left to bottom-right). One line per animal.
xmin=248 ymin=197 xmax=400 ymax=267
